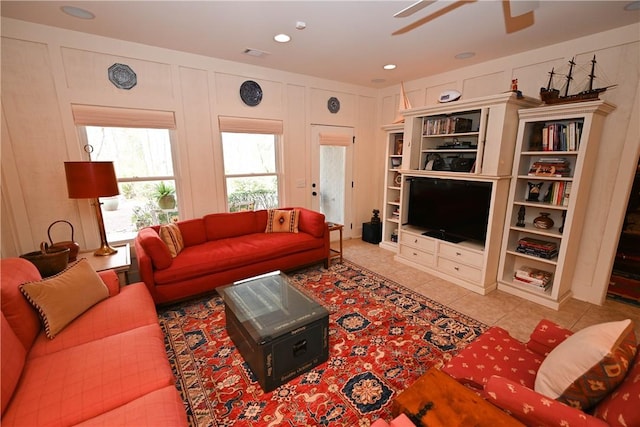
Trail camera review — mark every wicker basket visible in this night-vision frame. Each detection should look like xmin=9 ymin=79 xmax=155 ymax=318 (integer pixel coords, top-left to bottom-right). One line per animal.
xmin=20 ymin=242 xmax=70 ymax=278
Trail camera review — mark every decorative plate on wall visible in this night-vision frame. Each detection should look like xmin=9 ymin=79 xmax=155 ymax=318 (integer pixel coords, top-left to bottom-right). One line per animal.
xmin=327 ymin=97 xmax=340 ymax=113
xmin=240 ymin=80 xmax=263 ymax=106
xmin=108 ymin=63 xmax=137 ymax=90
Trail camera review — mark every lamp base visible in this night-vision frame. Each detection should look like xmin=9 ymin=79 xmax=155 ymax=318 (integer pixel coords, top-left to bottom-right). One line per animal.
xmin=94 ymin=244 xmax=118 ymax=256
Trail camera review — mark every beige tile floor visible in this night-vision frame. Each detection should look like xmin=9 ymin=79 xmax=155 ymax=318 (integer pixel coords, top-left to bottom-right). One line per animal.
xmin=341 ymin=239 xmax=640 ymax=342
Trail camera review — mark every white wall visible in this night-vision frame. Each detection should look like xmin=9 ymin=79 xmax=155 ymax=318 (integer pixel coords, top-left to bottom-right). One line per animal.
xmin=1 ymin=18 xmax=380 ymax=257
xmin=2 ymin=17 xmax=639 ymax=306
xmin=379 ymin=24 xmax=640 ymax=305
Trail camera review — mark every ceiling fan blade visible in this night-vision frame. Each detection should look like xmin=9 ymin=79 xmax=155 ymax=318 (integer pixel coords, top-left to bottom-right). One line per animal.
xmin=394 ymin=0 xmax=436 ymax=18
xmin=393 ymin=0 xmax=475 ymax=35
xmin=502 ymin=0 xmax=535 ymax=33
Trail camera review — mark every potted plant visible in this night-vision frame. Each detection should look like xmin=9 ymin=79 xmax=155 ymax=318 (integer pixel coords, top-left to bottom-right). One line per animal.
xmin=153 ymin=182 xmax=176 ymax=210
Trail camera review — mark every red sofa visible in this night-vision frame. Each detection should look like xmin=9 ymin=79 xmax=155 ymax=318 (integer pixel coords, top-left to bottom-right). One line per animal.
xmin=134 ymin=207 xmax=329 ymax=304
xmin=442 ymin=319 xmax=639 ymax=426
xmin=1 ymin=257 xmax=187 ymax=427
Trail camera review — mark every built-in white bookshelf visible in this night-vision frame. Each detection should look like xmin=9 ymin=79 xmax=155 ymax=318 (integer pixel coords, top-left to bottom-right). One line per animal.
xmin=497 ymin=100 xmax=615 ymax=309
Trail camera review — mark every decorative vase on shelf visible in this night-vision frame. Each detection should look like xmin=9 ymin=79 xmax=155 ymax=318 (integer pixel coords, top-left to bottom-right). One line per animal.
xmin=533 ymin=212 xmax=554 ymax=229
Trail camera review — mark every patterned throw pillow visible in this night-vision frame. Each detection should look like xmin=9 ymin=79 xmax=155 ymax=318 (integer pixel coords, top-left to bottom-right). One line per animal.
xmin=265 ymin=209 xmax=300 ymax=233
xmin=593 ymin=348 xmax=640 ymax=426
xmin=19 ymin=259 xmax=109 ymax=339
xmin=534 ymin=319 xmax=637 ymax=410
xmin=160 ymin=223 xmax=184 ymax=257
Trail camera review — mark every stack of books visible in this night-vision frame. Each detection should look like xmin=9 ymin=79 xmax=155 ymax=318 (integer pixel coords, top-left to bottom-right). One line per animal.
xmin=513 ymin=265 xmax=553 ymax=290
xmin=516 ymin=237 xmax=558 ymax=259
xmin=528 ymin=157 xmax=571 ymax=177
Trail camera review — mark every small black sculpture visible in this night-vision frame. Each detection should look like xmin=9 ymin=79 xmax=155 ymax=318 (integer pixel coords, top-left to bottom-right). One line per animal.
xmin=559 ymin=211 xmax=567 ymax=233
xmin=371 ymin=209 xmax=380 ymax=225
xmin=527 ymin=182 xmax=544 ymax=202
xmin=516 ymin=205 xmax=526 ymax=227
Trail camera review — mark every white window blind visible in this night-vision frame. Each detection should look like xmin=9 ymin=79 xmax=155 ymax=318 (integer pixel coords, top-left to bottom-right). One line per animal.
xmin=71 ymin=104 xmax=176 ymax=129
xmin=218 ymin=116 xmax=283 ymax=135
xmin=319 ymin=132 xmax=352 ymax=146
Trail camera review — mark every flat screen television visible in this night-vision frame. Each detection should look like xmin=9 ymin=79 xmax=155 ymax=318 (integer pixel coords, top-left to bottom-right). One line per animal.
xmin=407 ymin=177 xmax=492 ymax=243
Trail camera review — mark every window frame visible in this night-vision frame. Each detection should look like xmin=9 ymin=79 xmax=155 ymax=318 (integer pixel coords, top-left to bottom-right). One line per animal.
xmin=220 ymin=131 xmax=284 ymax=212
xmin=76 ymin=124 xmax=180 ymax=243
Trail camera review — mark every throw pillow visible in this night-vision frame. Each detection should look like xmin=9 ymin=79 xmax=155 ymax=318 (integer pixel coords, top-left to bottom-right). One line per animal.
xmin=265 ymin=209 xmax=299 ymax=233
xmin=19 ymin=259 xmax=109 ymax=339
xmin=534 ymin=319 xmax=637 ymax=410
xmin=160 ymin=223 xmax=184 ymax=257
xmin=593 ymin=347 xmax=640 ymax=427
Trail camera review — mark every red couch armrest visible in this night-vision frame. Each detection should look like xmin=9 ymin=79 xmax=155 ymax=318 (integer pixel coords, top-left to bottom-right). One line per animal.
xmin=297 ymin=207 xmax=326 ymax=238
xmin=485 ymin=376 xmax=608 ymax=427
xmin=525 ymin=319 xmax=573 ymax=356
xmin=98 ymin=270 xmax=120 ymax=296
xmin=134 ymin=233 xmax=157 ymax=299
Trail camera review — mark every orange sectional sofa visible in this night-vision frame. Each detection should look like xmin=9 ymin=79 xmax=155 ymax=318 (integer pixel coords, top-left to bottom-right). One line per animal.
xmin=134 ymin=207 xmax=329 ymax=304
xmin=1 ymin=257 xmax=187 ymax=427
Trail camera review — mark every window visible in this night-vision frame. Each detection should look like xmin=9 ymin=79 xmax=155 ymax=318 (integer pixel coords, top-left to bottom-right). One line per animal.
xmin=82 ymin=126 xmax=178 ymax=242
xmin=218 ymin=116 xmax=284 ymax=212
xmin=221 ymin=132 xmax=280 ymax=211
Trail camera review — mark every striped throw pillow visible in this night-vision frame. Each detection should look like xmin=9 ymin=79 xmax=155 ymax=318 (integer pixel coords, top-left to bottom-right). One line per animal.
xmin=159 ymin=223 xmax=184 ymax=257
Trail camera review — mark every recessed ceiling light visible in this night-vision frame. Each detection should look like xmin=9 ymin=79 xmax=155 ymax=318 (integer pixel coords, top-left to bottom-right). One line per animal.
xmin=274 ymin=34 xmax=291 ymax=43
xmin=455 ymin=52 xmax=475 ymax=60
xmin=624 ymin=1 xmax=640 ymax=10
xmin=383 ymin=64 xmax=397 ymax=70
xmin=60 ymin=6 xmax=95 ymax=19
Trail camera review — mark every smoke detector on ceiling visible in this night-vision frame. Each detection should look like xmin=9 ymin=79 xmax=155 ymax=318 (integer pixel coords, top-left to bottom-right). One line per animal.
xmin=243 ymin=48 xmax=270 ymax=58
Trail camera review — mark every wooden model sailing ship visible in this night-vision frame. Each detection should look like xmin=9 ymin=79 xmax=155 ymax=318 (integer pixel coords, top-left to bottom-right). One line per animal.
xmin=540 ymin=55 xmax=615 ymax=105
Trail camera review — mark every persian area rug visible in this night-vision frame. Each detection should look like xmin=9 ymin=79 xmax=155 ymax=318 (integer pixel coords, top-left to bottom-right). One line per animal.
xmin=158 ymin=260 xmax=488 ymax=427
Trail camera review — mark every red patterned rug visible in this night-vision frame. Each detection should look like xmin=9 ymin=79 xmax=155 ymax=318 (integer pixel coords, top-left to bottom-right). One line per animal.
xmin=158 ymin=260 xmax=487 ymax=426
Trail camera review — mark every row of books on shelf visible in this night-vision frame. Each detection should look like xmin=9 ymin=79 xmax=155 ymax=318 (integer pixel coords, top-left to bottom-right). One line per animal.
xmin=516 ymin=237 xmax=558 ymax=259
xmin=423 ymin=117 xmax=473 ymax=136
xmin=528 ymin=157 xmax=571 ymax=177
xmin=531 ymin=120 xmax=583 ymax=152
xmin=544 ymin=181 xmax=571 ymax=206
xmin=524 ymin=181 xmax=572 ymax=206
xmin=513 ymin=265 xmax=553 ymax=290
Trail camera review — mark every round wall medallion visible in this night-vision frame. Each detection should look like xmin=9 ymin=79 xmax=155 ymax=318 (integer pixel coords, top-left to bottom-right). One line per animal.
xmin=108 ymin=63 xmax=137 ymax=90
xmin=327 ymin=96 xmax=340 ymax=113
xmin=240 ymin=80 xmax=263 ymax=106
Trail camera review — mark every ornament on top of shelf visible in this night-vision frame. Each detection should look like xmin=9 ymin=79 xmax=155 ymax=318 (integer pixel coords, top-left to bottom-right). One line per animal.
xmin=438 ymin=90 xmax=461 ymax=103
xmin=392 ymin=82 xmax=412 ymax=124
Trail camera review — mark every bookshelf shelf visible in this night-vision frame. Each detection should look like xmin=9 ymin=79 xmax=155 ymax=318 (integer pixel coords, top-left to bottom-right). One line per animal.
xmin=497 ymin=100 xmax=615 ymax=309
xmin=380 ymin=124 xmax=405 ymax=251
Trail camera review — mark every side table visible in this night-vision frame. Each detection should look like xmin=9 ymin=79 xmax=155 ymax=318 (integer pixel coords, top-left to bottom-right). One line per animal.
xmin=327 ymin=223 xmax=344 ymax=265
xmin=392 ymin=368 xmax=524 ymax=426
xmin=78 ymin=243 xmax=131 ymax=285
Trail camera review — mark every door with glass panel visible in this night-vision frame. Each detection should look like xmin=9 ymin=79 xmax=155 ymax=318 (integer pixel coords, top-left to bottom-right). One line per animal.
xmin=311 ymin=125 xmax=354 ymax=239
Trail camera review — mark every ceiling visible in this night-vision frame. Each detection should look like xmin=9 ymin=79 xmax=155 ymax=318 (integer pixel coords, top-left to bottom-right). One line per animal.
xmin=2 ymin=1 xmax=639 ymax=88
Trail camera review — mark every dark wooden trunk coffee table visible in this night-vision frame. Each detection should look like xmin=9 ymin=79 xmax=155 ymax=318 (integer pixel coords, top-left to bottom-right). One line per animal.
xmin=218 ymin=271 xmax=329 ymax=392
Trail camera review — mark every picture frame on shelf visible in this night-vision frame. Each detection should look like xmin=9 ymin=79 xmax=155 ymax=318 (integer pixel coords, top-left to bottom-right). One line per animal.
xmin=394 ymin=172 xmax=402 ymax=186
xmin=394 ymin=139 xmax=403 ymax=155
xmin=391 ymin=157 xmax=402 ymax=168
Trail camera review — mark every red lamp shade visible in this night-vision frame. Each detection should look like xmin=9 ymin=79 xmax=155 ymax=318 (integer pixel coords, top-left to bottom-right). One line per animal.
xmin=64 ymin=161 xmax=119 ymax=199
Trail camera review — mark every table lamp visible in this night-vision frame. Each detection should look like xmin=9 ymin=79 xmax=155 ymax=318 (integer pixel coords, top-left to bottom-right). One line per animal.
xmin=64 ymin=161 xmax=119 ymax=256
